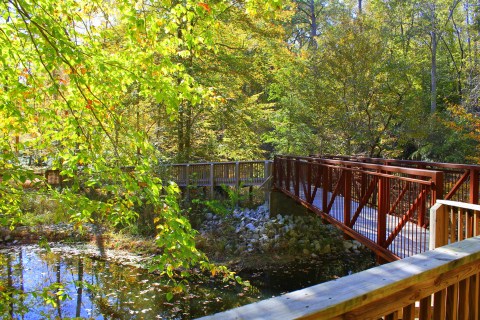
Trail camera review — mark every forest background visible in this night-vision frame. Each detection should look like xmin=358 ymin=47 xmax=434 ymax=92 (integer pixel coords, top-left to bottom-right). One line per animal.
xmin=2 ymin=0 xmax=480 ymax=275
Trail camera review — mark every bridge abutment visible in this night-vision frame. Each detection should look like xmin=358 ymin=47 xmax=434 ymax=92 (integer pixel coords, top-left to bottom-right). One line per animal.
xmin=269 ymin=190 xmax=311 ymax=217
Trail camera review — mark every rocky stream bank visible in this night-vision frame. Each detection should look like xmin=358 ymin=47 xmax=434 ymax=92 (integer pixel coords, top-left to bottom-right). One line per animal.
xmin=196 ymin=203 xmax=374 ymax=270
xmin=0 ymin=204 xmax=375 ymax=273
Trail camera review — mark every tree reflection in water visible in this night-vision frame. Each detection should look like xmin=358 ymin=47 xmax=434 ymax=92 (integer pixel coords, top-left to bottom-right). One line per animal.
xmin=0 ymin=245 xmax=375 ymax=319
xmin=0 ymin=245 xmax=259 ymax=319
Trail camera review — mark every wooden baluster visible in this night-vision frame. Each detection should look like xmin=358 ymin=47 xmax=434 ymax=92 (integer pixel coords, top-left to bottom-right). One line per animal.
xmin=433 ymin=289 xmax=446 ymax=319
xmin=446 ymin=283 xmax=459 ymax=320
xmin=385 ymin=311 xmax=399 ymax=320
xmin=458 ymin=278 xmax=470 ymax=320
xmin=459 ymin=208 xmax=465 ymax=241
xmin=402 ymin=304 xmax=415 ymax=320
xmin=469 ymin=274 xmax=479 ymax=320
xmin=419 ymin=295 xmax=432 ymax=320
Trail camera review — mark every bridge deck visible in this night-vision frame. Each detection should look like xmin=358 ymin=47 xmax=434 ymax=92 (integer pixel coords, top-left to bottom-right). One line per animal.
xmin=288 ymin=186 xmax=429 ymax=259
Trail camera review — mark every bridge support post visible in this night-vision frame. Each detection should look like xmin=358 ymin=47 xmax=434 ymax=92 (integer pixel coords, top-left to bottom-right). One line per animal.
xmin=322 ymin=165 xmax=328 ymax=212
xmin=264 ymin=161 xmax=271 ymax=205
xmin=235 ymin=162 xmax=240 ymax=207
xmin=344 ymin=169 xmax=351 ymax=226
xmin=209 ymin=163 xmax=214 ymax=198
xmin=470 ymin=169 xmax=479 ymax=204
xmin=185 ymin=164 xmax=190 ymax=200
xmin=377 ymin=176 xmax=388 ymax=249
xmin=429 ymin=202 xmax=448 ymax=250
xmin=294 ymin=160 xmax=300 ymax=197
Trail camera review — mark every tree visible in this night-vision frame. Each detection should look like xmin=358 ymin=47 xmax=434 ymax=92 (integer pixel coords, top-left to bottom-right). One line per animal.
xmin=0 ymin=0 xmax=284 ymax=277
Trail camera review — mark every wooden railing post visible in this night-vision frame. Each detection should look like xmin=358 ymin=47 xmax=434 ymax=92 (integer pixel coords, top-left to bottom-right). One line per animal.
xmin=470 ymin=169 xmax=479 ymax=204
xmin=235 ymin=161 xmax=240 ymax=190
xmin=185 ymin=164 xmax=190 ymax=199
xmin=322 ymin=164 xmax=328 ymax=212
xmin=264 ymin=160 xmax=271 ymax=203
xmin=344 ymin=168 xmax=351 ymax=226
xmin=209 ymin=163 xmax=214 ymax=198
xmin=286 ymin=158 xmax=291 ymax=191
xmin=418 ymin=186 xmax=427 ymax=227
xmin=377 ymin=176 xmax=388 ymax=248
xmin=307 ymin=160 xmax=312 ymax=203
xmin=264 ymin=160 xmax=271 ymax=180
xmin=429 ymin=202 xmax=448 ymax=250
xmin=277 ymin=157 xmax=283 ymax=189
xmin=294 ymin=159 xmax=300 ymax=197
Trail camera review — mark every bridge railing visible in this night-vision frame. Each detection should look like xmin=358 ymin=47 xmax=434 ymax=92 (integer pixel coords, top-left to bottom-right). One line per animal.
xmin=316 ymin=155 xmax=480 ymax=204
xmin=430 ymin=200 xmax=480 ymax=250
xmin=273 ymin=155 xmax=443 ymax=260
xmin=164 ymin=160 xmax=272 ymax=195
xmin=199 ymin=236 xmax=480 ymax=320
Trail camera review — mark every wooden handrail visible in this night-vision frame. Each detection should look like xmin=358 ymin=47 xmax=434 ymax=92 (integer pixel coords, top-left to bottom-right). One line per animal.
xmin=199 ymin=236 xmax=480 ymax=320
xmin=316 ymin=154 xmax=480 ymax=204
xmin=430 ymin=200 xmax=480 ymax=250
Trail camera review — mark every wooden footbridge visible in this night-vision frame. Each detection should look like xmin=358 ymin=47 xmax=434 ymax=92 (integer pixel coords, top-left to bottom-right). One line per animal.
xmin=39 ymin=155 xmax=480 ymax=318
xmin=168 ymin=155 xmax=480 ymax=262
xmin=272 ymin=155 xmax=480 ymax=262
xmin=198 ymin=155 xmax=480 ymax=320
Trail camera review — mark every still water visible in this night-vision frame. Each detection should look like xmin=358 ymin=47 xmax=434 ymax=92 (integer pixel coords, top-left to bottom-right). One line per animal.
xmin=0 ymin=245 xmax=374 ymax=319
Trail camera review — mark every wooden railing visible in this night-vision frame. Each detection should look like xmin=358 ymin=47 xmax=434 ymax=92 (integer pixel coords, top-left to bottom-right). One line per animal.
xmin=164 ymin=160 xmax=272 ymax=197
xmin=317 ymin=155 xmax=480 ymax=204
xmin=273 ymin=155 xmax=444 ymax=260
xmin=430 ymin=200 xmax=480 ymax=250
xmin=199 ymin=236 xmax=480 ymax=320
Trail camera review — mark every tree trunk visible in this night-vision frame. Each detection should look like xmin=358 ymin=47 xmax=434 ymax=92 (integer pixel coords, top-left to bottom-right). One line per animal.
xmin=430 ymin=3 xmax=438 ymax=114
xmin=431 ymin=30 xmax=437 ymax=113
xmin=308 ymin=0 xmax=318 ymax=48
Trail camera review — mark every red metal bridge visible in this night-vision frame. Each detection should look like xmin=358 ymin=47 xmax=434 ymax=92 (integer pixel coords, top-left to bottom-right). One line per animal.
xmin=273 ymin=155 xmax=480 ymax=262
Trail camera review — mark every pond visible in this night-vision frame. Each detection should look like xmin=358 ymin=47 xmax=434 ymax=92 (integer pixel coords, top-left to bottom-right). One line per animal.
xmin=0 ymin=245 xmax=375 ymax=319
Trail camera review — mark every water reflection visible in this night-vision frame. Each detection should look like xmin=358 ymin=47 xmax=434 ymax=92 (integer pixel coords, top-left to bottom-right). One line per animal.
xmin=0 ymin=246 xmax=375 ymax=319
xmin=0 ymin=246 xmax=257 ymax=319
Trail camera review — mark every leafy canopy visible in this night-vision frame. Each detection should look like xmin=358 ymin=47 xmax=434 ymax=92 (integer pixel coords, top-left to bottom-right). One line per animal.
xmin=0 ymin=0 xmax=284 ymax=276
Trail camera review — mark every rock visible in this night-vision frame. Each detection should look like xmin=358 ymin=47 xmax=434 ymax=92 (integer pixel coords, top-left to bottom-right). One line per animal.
xmin=343 ymin=241 xmax=354 ymax=250
xmin=321 ymin=244 xmax=331 ymax=254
